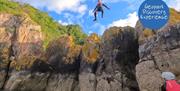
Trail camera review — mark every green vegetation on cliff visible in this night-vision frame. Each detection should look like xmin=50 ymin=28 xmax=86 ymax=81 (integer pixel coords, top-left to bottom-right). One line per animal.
xmin=169 ymin=8 xmax=180 ymax=25
xmin=0 ymin=0 xmax=87 ymax=47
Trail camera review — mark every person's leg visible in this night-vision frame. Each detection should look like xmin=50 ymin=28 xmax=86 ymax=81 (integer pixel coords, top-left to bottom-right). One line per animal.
xmin=99 ymin=6 xmax=104 ymax=18
xmin=101 ymin=10 xmax=104 ymax=18
xmin=94 ymin=11 xmax=97 ymax=21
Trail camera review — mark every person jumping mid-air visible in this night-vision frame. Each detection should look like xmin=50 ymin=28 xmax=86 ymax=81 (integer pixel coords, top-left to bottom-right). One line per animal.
xmin=93 ymin=0 xmax=110 ymax=21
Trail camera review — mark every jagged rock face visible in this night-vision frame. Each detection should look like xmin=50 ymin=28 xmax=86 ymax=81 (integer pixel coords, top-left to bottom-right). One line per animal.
xmin=136 ymin=23 xmax=180 ymax=91
xmin=78 ymin=27 xmax=139 ymax=91
xmin=0 ymin=13 xmax=43 ymax=89
xmin=80 ymin=33 xmax=100 ymax=73
xmin=0 ymin=13 xmax=43 ymax=70
xmin=4 ymin=27 xmax=140 ymax=91
xmin=79 ymin=33 xmax=100 ymax=91
xmin=0 ymin=14 xmax=19 ymax=66
xmin=0 ymin=14 xmax=140 ymax=91
xmin=99 ymin=27 xmax=139 ymax=74
xmin=0 ymin=12 xmax=179 ymax=91
xmin=95 ymin=27 xmax=139 ymax=91
xmin=45 ymin=35 xmax=81 ymax=73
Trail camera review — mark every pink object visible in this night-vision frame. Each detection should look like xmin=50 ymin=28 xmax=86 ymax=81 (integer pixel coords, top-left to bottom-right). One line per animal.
xmin=166 ymin=80 xmax=180 ymax=91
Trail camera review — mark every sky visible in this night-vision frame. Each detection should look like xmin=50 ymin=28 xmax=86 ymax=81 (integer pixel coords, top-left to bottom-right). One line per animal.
xmin=14 ymin=0 xmax=180 ymax=35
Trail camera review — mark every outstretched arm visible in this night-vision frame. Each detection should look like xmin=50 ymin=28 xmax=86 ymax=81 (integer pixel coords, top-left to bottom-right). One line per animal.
xmin=93 ymin=5 xmax=98 ymax=12
xmin=103 ymin=4 xmax=110 ymax=9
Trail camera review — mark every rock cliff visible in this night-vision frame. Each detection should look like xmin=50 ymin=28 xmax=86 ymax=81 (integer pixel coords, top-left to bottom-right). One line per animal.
xmin=0 ymin=13 xmax=140 ymax=91
xmin=1 ymin=0 xmax=180 ymax=91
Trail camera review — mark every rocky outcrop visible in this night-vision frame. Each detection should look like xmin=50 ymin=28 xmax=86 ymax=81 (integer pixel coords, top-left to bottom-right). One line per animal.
xmin=0 ymin=22 xmax=140 ymax=91
xmin=79 ymin=33 xmax=100 ymax=91
xmin=1 ymin=34 xmax=81 ymax=91
xmin=78 ymin=27 xmax=140 ymax=91
xmin=0 ymin=13 xmax=43 ymax=89
xmin=1 ymin=11 xmax=180 ymax=91
xmin=45 ymin=35 xmax=81 ymax=73
xmin=135 ymin=9 xmax=180 ymax=91
xmin=2 ymin=0 xmax=180 ymax=90
xmin=95 ymin=27 xmax=139 ymax=91
xmin=0 ymin=13 xmax=43 ymax=70
xmin=136 ymin=23 xmax=180 ymax=91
